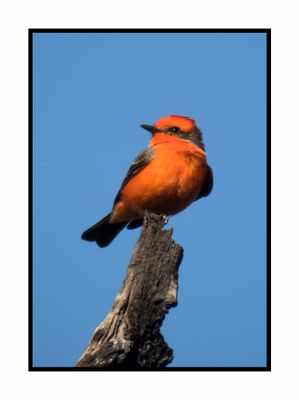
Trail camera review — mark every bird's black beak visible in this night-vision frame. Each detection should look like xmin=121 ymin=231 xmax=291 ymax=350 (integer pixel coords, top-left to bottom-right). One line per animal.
xmin=140 ymin=124 xmax=157 ymax=134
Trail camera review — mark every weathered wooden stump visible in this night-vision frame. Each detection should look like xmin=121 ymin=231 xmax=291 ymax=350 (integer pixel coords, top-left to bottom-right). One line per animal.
xmin=76 ymin=212 xmax=183 ymax=369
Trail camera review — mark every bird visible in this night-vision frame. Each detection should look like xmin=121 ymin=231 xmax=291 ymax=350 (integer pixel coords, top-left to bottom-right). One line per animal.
xmin=82 ymin=115 xmax=213 ymax=247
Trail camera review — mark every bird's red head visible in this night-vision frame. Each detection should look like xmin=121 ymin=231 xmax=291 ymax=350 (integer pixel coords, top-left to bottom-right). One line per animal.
xmin=140 ymin=115 xmax=204 ymax=149
xmin=154 ymin=115 xmax=197 ymax=133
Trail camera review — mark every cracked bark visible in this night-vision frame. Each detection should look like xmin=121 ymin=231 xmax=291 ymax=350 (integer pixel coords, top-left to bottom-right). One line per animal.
xmin=76 ymin=212 xmax=184 ymax=369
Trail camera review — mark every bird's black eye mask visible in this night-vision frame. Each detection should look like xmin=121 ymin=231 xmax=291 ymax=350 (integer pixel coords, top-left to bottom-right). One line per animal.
xmin=169 ymin=126 xmax=180 ymax=133
xmin=160 ymin=126 xmax=205 ymax=150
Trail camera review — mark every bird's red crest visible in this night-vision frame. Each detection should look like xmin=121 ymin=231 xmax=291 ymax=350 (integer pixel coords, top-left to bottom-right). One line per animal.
xmin=154 ymin=115 xmax=197 ymax=132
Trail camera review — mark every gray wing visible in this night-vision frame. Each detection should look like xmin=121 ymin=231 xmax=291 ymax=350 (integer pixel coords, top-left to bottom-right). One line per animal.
xmin=113 ymin=147 xmax=154 ymax=206
xmin=196 ymin=164 xmax=213 ymax=200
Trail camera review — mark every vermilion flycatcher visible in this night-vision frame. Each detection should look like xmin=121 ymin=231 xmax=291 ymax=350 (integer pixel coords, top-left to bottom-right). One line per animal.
xmin=82 ymin=115 xmax=213 ymax=247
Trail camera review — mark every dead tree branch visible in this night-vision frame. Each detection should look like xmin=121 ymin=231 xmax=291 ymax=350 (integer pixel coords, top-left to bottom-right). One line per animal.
xmin=76 ymin=212 xmax=183 ymax=369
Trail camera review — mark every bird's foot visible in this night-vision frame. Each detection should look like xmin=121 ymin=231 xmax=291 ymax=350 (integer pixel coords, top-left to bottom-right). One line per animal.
xmin=143 ymin=211 xmax=169 ymax=226
xmin=161 ymin=214 xmax=169 ymax=225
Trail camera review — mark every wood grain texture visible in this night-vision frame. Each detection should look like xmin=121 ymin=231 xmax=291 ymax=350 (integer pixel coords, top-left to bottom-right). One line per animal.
xmin=76 ymin=212 xmax=183 ymax=369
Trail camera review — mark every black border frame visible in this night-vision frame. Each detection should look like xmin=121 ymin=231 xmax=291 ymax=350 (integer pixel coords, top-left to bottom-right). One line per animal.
xmin=29 ymin=28 xmax=271 ymax=372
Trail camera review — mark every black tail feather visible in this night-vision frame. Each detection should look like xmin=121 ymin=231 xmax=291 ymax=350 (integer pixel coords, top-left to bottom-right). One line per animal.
xmin=81 ymin=213 xmax=127 ymax=247
xmin=127 ymin=218 xmax=144 ymax=230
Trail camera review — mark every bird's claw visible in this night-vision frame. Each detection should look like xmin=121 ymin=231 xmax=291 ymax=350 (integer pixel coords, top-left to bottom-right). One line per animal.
xmin=161 ymin=214 xmax=169 ymax=225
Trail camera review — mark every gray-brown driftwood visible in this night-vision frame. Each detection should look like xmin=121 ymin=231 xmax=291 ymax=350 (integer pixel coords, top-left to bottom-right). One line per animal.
xmin=76 ymin=212 xmax=183 ymax=369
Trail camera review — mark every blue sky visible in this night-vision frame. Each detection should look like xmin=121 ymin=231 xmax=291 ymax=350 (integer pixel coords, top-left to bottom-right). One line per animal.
xmin=32 ymin=32 xmax=267 ymax=367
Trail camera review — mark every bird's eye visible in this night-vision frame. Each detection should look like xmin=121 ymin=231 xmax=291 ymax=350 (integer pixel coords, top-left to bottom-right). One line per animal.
xmin=171 ymin=127 xmax=179 ymax=133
